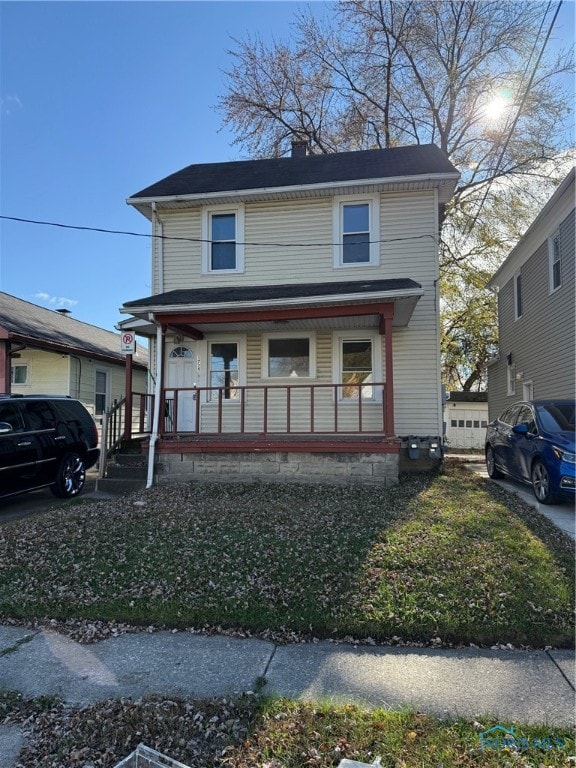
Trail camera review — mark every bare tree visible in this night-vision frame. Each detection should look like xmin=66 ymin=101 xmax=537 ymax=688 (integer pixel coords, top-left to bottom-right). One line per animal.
xmin=217 ymin=1 xmax=574 ymax=388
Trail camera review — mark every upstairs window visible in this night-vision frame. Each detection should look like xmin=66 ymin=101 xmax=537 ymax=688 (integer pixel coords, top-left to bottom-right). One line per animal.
xmin=514 ymin=272 xmax=523 ymax=319
xmin=548 ymin=230 xmax=561 ymax=292
xmin=333 ymin=196 xmax=380 ymax=267
xmin=202 ymin=205 xmax=245 ymax=273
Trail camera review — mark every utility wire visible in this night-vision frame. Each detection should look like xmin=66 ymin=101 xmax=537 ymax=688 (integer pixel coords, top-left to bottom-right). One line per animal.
xmin=0 ymin=214 xmax=438 ymax=247
xmin=465 ymin=1 xmax=562 ymax=234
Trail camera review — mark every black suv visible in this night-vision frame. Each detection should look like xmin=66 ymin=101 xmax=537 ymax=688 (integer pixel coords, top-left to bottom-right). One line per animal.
xmin=0 ymin=395 xmax=100 ymax=500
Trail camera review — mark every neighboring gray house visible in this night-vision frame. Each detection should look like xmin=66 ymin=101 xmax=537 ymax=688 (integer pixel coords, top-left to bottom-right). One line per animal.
xmin=487 ymin=168 xmax=575 ymax=419
xmin=0 ymin=292 xmax=149 ymax=420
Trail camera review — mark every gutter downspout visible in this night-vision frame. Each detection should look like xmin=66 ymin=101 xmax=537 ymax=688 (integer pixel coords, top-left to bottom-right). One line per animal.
xmin=146 ymin=317 xmax=164 ymax=489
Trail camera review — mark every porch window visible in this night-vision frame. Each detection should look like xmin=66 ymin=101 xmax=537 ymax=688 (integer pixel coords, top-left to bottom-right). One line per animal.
xmin=10 ymin=364 xmax=28 ymax=385
xmin=266 ymin=337 xmax=311 ymax=378
xmin=202 ymin=205 xmax=245 ymax=273
xmin=333 ymin=195 xmax=380 ymax=267
xmin=209 ymin=342 xmax=239 ymax=399
xmin=341 ymin=339 xmax=374 ymax=399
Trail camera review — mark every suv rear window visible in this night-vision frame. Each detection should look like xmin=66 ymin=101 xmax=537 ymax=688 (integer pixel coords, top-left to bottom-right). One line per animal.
xmin=23 ymin=401 xmax=58 ymax=430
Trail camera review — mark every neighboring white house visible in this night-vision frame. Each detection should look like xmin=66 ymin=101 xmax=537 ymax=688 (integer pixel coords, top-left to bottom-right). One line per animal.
xmin=444 ymin=391 xmax=488 ymax=450
xmin=119 ymin=141 xmax=460 ymax=485
xmin=487 ymin=168 xmax=575 ymax=418
xmin=0 ymin=292 xmax=149 ymax=423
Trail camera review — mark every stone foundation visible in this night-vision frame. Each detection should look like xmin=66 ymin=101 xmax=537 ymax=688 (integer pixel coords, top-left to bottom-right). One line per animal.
xmin=155 ymin=450 xmax=399 ymax=487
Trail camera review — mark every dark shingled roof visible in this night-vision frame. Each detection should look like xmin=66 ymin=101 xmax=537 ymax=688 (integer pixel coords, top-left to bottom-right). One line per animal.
xmin=123 ymin=278 xmax=422 ymax=309
xmin=129 ymin=144 xmax=457 ymax=200
xmin=0 ymin=292 xmax=148 ymax=367
xmin=449 ymin=391 xmax=488 ymax=402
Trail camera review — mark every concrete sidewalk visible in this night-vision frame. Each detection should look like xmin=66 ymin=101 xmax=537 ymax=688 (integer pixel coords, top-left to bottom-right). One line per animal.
xmin=0 ymin=626 xmax=574 ymax=765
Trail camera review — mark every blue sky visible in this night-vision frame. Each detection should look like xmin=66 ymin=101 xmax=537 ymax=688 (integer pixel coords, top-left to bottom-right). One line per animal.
xmin=0 ymin=1 xmax=324 ymax=332
xmin=1 ymin=1 xmax=574 ymax=334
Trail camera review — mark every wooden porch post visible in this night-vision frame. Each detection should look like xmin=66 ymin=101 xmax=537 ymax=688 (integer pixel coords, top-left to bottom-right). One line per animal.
xmin=124 ymin=353 xmax=133 ymax=440
xmin=379 ymin=310 xmax=395 ymax=436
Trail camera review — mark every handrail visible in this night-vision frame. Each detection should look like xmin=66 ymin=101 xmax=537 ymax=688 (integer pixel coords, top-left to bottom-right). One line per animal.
xmin=98 ymin=393 xmax=153 ymax=478
xmin=160 ymin=382 xmax=388 ymax=436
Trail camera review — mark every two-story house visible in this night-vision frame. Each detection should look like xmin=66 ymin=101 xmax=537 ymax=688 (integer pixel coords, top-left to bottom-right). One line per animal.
xmin=487 ymin=168 xmax=575 ymax=419
xmin=119 ymin=142 xmax=459 ymax=486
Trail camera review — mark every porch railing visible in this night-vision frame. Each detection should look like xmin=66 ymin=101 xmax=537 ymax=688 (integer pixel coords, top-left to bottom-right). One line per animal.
xmin=159 ymin=382 xmax=388 ymax=436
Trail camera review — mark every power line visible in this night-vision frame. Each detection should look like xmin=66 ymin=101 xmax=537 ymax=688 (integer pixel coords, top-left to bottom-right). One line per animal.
xmin=465 ymin=1 xmax=562 ymax=234
xmin=0 ymin=214 xmax=438 ymax=247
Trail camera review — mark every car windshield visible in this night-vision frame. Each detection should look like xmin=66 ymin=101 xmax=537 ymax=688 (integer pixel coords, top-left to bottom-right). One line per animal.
xmin=535 ymin=403 xmax=576 ymax=433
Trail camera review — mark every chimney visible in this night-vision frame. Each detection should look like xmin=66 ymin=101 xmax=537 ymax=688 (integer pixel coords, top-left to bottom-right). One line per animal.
xmin=56 ymin=308 xmax=72 ymax=316
xmin=291 ymin=139 xmax=308 ymax=158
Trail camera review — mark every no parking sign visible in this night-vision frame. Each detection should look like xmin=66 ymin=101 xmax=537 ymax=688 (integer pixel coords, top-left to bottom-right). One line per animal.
xmin=121 ymin=331 xmax=136 ymax=355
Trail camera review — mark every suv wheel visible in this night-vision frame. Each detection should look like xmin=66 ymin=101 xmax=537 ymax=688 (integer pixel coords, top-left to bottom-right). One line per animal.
xmin=486 ymin=445 xmax=504 ymax=479
xmin=531 ymin=460 xmax=557 ymax=505
xmin=51 ymin=452 xmax=86 ymax=498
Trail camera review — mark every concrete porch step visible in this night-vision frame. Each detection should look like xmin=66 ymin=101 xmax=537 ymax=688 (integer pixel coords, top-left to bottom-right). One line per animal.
xmin=96 ymin=476 xmax=148 ymax=495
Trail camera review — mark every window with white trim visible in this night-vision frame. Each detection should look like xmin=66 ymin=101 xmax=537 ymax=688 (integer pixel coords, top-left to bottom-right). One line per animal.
xmin=548 ymin=230 xmax=561 ymax=292
xmin=514 ymin=272 xmax=523 ymax=319
xmin=263 ymin=334 xmax=315 ymax=379
xmin=209 ymin=342 xmax=239 ymax=400
xmin=10 ymin=364 xmax=28 ymax=385
xmin=201 ymin=205 xmax=245 ymax=273
xmin=95 ymin=370 xmax=109 ymax=415
xmin=341 ymin=339 xmax=374 ymax=399
xmin=333 ymin=196 xmax=380 ymax=267
xmin=333 ymin=331 xmax=382 ymax=401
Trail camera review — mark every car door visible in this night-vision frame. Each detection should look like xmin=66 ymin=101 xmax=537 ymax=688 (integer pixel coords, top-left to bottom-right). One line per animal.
xmin=508 ymin=404 xmax=538 ymax=482
xmin=0 ymin=401 xmax=40 ymax=495
xmin=20 ymin=400 xmax=61 ymax=484
xmin=491 ymin=405 xmax=521 ymax=473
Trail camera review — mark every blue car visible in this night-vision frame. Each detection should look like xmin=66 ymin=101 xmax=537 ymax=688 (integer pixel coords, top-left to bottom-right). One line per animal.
xmin=485 ymin=400 xmax=576 ymax=505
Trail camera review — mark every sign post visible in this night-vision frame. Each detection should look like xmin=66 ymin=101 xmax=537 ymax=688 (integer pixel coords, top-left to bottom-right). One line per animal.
xmin=121 ymin=332 xmax=136 ymax=440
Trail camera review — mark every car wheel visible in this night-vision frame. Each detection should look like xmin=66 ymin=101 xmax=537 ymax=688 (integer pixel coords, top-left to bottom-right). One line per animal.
xmin=486 ymin=446 xmax=504 ymax=479
xmin=51 ymin=452 xmax=86 ymax=498
xmin=531 ymin=460 xmax=557 ymax=505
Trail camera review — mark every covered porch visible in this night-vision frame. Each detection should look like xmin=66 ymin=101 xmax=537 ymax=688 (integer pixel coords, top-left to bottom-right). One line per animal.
xmin=115 ymin=278 xmax=424 ymax=483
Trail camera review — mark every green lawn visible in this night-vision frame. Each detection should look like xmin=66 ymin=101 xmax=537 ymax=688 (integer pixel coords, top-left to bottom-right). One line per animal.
xmin=0 ymin=462 xmax=573 ymax=647
xmin=2 ymin=691 xmax=574 ymax=767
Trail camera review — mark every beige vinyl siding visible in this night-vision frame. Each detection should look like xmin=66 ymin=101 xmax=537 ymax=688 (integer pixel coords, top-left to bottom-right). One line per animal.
xmin=11 ymin=349 xmax=70 ymax=396
xmin=162 ymin=211 xmax=202 ymax=291
xmin=159 ymin=191 xmax=438 ymax=289
xmin=386 ymin=194 xmax=441 ymax=435
xmin=9 ymin=349 xmax=146 ymax=420
xmin=488 ymin=208 xmax=575 ymax=419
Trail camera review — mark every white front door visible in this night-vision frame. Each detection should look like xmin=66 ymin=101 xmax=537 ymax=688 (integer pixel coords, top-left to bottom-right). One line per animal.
xmin=165 ymin=343 xmax=198 ymax=431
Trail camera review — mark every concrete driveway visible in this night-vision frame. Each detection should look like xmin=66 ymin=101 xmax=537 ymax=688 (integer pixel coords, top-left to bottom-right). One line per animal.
xmin=466 ymin=461 xmax=575 ymax=540
xmin=0 ymin=470 xmax=115 ymax=526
